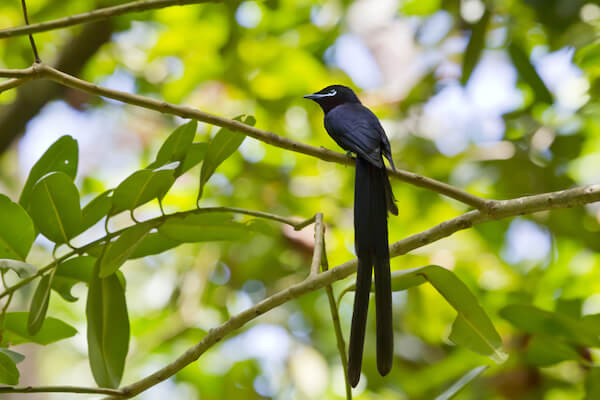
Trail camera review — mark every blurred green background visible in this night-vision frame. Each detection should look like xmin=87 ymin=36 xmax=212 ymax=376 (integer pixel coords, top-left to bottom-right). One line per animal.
xmin=3 ymin=0 xmax=600 ymax=398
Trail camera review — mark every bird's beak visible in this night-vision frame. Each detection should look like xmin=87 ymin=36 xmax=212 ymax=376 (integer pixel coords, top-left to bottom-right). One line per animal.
xmin=304 ymin=93 xmax=332 ymax=100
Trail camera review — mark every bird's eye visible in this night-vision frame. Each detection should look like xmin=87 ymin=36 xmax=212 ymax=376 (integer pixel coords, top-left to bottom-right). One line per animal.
xmin=329 ymin=89 xmax=337 ymax=96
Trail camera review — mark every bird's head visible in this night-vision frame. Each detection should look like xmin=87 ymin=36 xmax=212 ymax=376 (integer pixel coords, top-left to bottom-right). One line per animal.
xmin=304 ymin=85 xmax=360 ymax=113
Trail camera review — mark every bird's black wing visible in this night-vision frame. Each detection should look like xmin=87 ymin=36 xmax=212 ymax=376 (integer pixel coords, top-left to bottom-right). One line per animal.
xmin=325 ymin=103 xmax=385 ymax=168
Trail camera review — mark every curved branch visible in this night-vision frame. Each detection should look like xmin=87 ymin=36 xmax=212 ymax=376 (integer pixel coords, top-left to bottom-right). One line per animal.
xmin=0 ymin=64 xmax=489 ymax=210
xmin=110 ymin=184 xmax=600 ymax=399
xmin=0 ymin=0 xmax=218 ymax=39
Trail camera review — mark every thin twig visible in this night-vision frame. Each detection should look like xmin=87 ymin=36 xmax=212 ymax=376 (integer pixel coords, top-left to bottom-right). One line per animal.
xmin=0 ymin=64 xmax=490 ymax=210
xmin=320 ymin=232 xmax=352 ymax=399
xmin=109 ymin=184 xmax=600 ymax=399
xmin=0 ymin=206 xmax=313 ymax=299
xmin=0 ymin=0 xmax=218 ymax=39
xmin=0 ymin=385 xmax=125 ymax=396
xmin=19 ymin=0 xmax=40 ymax=63
xmin=0 ymin=77 xmax=32 ymax=93
xmin=309 ymin=212 xmax=324 ymax=276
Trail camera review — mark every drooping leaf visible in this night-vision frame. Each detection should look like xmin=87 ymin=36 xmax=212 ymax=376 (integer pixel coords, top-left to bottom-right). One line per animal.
xmin=461 ymin=9 xmax=491 ymax=85
xmin=1 ymin=312 xmax=77 ymax=346
xmin=148 ymin=120 xmax=197 ymax=168
xmin=198 ymin=115 xmax=255 ymax=200
xmin=500 ymin=304 xmax=600 ymax=347
xmin=177 ymin=142 xmax=208 ymax=177
xmin=435 ymin=366 xmax=488 ymax=400
xmin=19 ymin=135 xmax=78 ymax=209
xmin=0 ymin=259 xmax=36 ymax=278
xmin=0 ymin=349 xmax=25 ymax=364
xmin=52 ymin=256 xmax=96 ymax=302
xmin=339 ymin=265 xmax=505 ymax=361
xmin=130 ymin=232 xmax=182 ymax=258
xmin=524 ymin=335 xmax=585 ymax=366
xmin=27 ymin=274 xmax=54 ymax=335
xmin=99 ymin=222 xmax=152 ymax=277
xmin=110 ymin=166 xmax=177 ymax=215
xmin=0 ymin=351 xmax=19 ymax=385
xmin=86 ymin=265 xmax=130 ymax=388
xmin=80 ymin=191 xmax=113 ymax=234
xmin=0 ymin=195 xmax=35 ymax=261
xmin=158 ymin=213 xmax=249 ymax=242
xmin=508 ymin=42 xmax=553 ymax=104
xmin=28 ymin=172 xmax=82 ymax=244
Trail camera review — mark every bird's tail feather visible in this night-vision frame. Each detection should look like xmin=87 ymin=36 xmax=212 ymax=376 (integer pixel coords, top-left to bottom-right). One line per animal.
xmin=348 ymin=157 xmax=393 ymax=387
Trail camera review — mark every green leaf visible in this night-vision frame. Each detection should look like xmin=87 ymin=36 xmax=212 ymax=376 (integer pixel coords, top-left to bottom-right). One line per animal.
xmin=435 ymin=366 xmax=487 ymax=400
xmin=177 ymin=142 xmax=208 ymax=177
xmin=0 ymin=259 xmax=36 ymax=278
xmin=130 ymin=232 xmax=182 ymax=258
xmin=52 ymin=256 xmax=96 ymax=302
xmin=339 ymin=265 xmax=505 ymax=361
xmin=148 ymin=120 xmax=197 ymax=168
xmin=0 ymin=349 xmax=25 ymax=364
xmin=111 ymin=167 xmax=176 ymax=215
xmin=158 ymin=213 xmax=249 ymax=242
xmin=0 ymin=351 xmax=19 ymax=385
xmin=524 ymin=335 xmax=585 ymax=366
xmin=198 ymin=115 xmax=255 ymax=200
xmin=99 ymin=223 xmax=152 ymax=278
xmin=585 ymin=367 xmax=600 ymax=400
xmin=0 ymin=195 xmax=35 ymax=261
xmin=508 ymin=42 xmax=553 ymax=104
xmin=1 ymin=312 xmax=77 ymax=346
xmin=27 ymin=274 xmax=53 ymax=335
xmin=461 ymin=9 xmax=491 ymax=85
xmin=400 ymin=0 xmax=441 ymax=15
xmin=86 ymin=265 xmax=130 ymax=388
xmin=80 ymin=191 xmax=113 ymax=234
xmin=28 ymin=172 xmax=82 ymax=244
xmin=500 ymin=304 xmax=600 ymax=347
xmin=19 ymin=135 xmax=78 ymax=209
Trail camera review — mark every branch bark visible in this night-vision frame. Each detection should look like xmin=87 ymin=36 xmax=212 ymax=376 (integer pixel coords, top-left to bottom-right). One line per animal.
xmin=0 ymin=64 xmax=489 ymax=210
xmin=0 ymin=385 xmax=124 ymax=396
xmin=106 ymin=183 xmax=600 ymax=399
xmin=0 ymin=0 xmax=217 ymax=38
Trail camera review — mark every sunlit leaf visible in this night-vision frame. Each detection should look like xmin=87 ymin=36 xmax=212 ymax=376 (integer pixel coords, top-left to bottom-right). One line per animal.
xmin=0 ymin=349 xmax=24 ymax=364
xmin=99 ymin=222 xmax=152 ymax=277
xmin=80 ymin=190 xmax=113 ymax=234
xmin=27 ymin=274 xmax=53 ymax=335
xmin=86 ymin=265 xmax=130 ymax=388
xmin=177 ymin=142 xmax=208 ymax=176
xmin=198 ymin=115 xmax=255 ymax=200
xmin=339 ymin=265 xmax=505 ymax=361
xmin=111 ymin=167 xmax=176 ymax=215
xmin=130 ymin=232 xmax=182 ymax=258
xmin=400 ymin=0 xmax=441 ymax=15
xmin=1 ymin=312 xmax=77 ymax=346
xmin=52 ymin=256 xmax=96 ymax=302
xmin=158 ymin=213 xmax=249 ymax=242
xmin=148 ymin=120 xmax=197 ymax=168
xmin=19 ymin=135 xmax=78 ymax=210
xmin=0 ymin=351 xmax=19 ymax=385
xmin=0 ymin=195 xmax=35 ymax=261
xmin=28 ymin=172 xmax=82 ymax=244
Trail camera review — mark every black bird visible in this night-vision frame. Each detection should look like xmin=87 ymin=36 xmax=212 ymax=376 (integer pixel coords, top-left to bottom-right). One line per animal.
xmin=304 ymin=85 xmax=397 ymax=386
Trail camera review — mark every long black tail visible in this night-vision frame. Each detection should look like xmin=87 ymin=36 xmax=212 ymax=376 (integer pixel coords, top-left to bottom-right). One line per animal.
xmin=348 ymin=157 xmax=394 ymax=387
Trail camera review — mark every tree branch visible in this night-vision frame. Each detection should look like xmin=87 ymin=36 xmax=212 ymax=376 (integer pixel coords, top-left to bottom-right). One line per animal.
xmin=107 ymin=184 xmax=600 ymax=399
xmin=0 ymin=385 xmax=124 ymax=396
xmin=0 ymin=64 xmax=489 ymax=210
xmin=309 ymin=212 xmax=325 ymax=276
xmin=0 ymin=0 xmax=218 ymax=39
xmin=0 ymin=206 xmax=314 ymax=299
